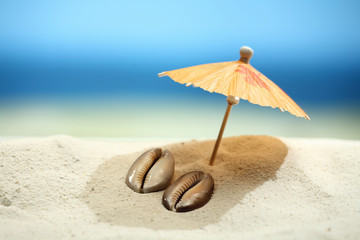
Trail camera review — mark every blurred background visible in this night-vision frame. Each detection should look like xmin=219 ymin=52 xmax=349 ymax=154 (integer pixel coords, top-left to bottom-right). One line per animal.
xmin=0 ymin=0 xmax=359 ymax=139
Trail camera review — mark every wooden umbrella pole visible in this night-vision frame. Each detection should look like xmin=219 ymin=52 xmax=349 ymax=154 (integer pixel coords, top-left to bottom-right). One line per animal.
xmin=209 ymin=96 xmax=239 ymax=166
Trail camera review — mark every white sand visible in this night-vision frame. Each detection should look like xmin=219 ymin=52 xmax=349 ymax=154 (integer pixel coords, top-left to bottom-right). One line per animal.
xmin=0 ymin=135 xmax=359 ymax=240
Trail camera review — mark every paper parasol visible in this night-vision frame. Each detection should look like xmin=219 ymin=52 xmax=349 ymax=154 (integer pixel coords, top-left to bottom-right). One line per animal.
xmin=158 ymin=46 xmax=309 ymax=166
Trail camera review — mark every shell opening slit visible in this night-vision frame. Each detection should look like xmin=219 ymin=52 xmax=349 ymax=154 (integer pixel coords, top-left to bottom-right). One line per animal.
xmin=138 ymin=151 xmax=162 ymax=193
xmin=173 ymin=174 xmax=202 ymax=210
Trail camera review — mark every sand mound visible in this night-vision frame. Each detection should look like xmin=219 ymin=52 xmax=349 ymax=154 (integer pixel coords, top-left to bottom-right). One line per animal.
xmin=83 ymin=135 xmax=287 ymax=229
xmin=0 ymin=135 xmax=359 ymax=239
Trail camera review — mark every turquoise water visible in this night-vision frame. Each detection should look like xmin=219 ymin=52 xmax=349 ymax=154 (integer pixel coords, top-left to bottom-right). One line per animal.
xmin=1 ymin=95 xmax=359 ymax=139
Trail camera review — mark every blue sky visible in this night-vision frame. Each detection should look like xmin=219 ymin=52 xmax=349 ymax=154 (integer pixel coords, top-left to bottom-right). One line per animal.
xmin=0 ymin=0 xmax=359 ymax=104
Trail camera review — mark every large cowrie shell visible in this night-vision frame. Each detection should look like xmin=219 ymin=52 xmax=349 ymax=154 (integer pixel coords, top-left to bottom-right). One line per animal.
xmin=126 ymin=148 xmax=175 ymax=193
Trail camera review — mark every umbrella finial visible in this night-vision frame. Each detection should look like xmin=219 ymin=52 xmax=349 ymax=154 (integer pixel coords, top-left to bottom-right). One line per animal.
xmin=239 ymin=46 xmax=254 ymax=64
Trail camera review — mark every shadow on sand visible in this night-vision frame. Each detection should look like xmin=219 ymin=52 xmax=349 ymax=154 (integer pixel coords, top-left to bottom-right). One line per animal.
xmin=82 ymin=135 xmax=288 ymax=229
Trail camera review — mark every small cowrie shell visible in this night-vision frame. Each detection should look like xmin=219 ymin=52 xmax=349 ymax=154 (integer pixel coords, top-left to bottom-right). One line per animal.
xmin=162 ymin=171 xmax=214 ymax=212
xmin=125 ymin=148 xmax=175 ymax=193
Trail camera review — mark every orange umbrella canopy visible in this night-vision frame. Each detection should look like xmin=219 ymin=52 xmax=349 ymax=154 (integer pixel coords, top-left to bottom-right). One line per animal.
xmin=159 ymin=47 xmax=309 ymax=120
